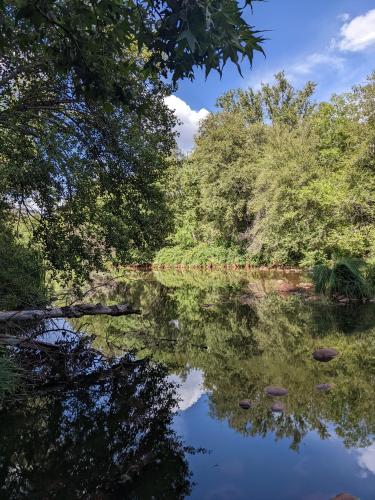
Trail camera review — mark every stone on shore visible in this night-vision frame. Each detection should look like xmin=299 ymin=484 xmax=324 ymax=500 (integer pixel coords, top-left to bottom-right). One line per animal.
xmin=271 ymin=401 xmax=285 ymax=413
xmin=315 ymin=383 xmax=333 ymax=392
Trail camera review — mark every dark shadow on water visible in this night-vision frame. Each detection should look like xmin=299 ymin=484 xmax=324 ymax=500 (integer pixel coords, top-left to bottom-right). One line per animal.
xmin=0 ymin=356 xmax=194 ymax=499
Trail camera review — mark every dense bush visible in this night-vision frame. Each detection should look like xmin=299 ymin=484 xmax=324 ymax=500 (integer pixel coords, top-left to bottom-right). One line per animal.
xmin=157 ymin=72 xmax=375 ymax=267
xmin=153 ymin=244 xmax=247 ymax=266
xmin=0 ymin=228 xmax=48 ymax=310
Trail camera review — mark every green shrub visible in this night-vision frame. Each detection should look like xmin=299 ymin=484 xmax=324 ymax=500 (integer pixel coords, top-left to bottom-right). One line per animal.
xmin=153 ymin=244 xmax=247 ymax=267
xmin=365 ymin=261 xmax=375 ymax=293
xmin=0 ymin=353 xmax=19 ymax=397
xmin=0 ymin=229 xmax=48 ymax=310
xmin=313 ymin=258 xmax=371 ymax=300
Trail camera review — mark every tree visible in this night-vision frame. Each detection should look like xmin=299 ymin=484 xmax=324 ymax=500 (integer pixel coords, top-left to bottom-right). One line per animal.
xmin=0 ymin=1 xmax=265 ymax=284
xmin=0 ymin=1 xmax=264 ymax=96
xmin=157 ymin=71 xmax=375 ymax=267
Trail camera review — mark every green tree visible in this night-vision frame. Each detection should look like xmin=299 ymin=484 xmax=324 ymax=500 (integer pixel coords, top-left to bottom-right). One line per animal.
xmin=157 ymin=71 xmax=375 ymax=267
xmin=0 ymin=0 xmax=265 ymax=285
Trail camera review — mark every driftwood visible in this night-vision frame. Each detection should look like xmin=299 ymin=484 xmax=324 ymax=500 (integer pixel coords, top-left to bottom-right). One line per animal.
xmin=0 ymin=335 xmax=60 ymax=350
xmin=0 ymin=303 xmax=141 ymax=323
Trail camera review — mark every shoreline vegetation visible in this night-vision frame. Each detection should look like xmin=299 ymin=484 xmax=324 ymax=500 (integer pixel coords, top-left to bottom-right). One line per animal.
xmin=133 ymin=263 xmax=304 ymax=271
xmin=155 ymin=72 xmax=375 ymax=274
xmin=1 ymin=70 xmax=375 ymax=311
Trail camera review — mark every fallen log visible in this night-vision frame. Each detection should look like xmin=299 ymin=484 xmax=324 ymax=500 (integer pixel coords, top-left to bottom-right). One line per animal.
xmin=0 ymin=303 xmax=141 ymax=323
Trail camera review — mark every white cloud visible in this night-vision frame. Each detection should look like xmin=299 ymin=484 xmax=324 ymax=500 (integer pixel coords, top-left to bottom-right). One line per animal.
xmin=245 ymin=51 xmax=344 ymax=92
xmin=291 ymin=52 xmax=344 ymax=76
xmin=338 ymin=13 xmax=350 ymax=23
xmin=165 ymin=95 xmax=209 ymax=153
xmin=337 ymin=9 xmax=375 ymax=52
xmin=356 ymin=444 xmax=375 ymax=477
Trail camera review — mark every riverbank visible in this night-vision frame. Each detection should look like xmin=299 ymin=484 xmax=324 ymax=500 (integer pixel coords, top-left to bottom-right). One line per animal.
xmin=128 ymin=262 xmax=307 ymax=272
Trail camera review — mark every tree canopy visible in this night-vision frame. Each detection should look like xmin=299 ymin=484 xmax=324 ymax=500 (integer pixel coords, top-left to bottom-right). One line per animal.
xmin=156 ymin=71 xmax=375 ymax=267
xmin=0 ymin=0 xmax=265 ymax=286
xmin=1 ymin=0 xmax=264 ymax=95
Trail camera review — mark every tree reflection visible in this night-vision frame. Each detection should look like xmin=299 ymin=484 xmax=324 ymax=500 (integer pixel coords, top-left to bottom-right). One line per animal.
xmin=78 ymin=270 xmax=375 ymax=452
xmin=0 ymin=357 xmax=193 ymax=499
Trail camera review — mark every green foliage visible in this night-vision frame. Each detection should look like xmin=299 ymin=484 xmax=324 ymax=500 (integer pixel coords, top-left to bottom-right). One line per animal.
xmin=0 ymin=225 xmax=48 ymax=310
xmin=159 ymin=71 xmax=375 ymax=267
xmin=154 ymin=243 xmax=247 ymax=266
xmin=0 ymin=0 xmax=265 ymax=284
xmin=313 ymin=258 xmax=371 ymax=300
xmin=1 ymin=1 xmax=263 ymax=92
xmin=0 ymin=354 xmax=19 ymax=397
xmin=365 ymin=261 xmax=375 ymax=291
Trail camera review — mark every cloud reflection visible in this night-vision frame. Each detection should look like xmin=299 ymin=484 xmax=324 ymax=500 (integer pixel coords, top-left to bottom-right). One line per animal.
xmin=169 ymin=369 xmax=205 ymax=412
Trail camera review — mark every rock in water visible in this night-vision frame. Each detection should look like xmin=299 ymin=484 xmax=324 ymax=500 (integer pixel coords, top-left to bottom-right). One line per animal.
xmin=239 ymin=399 xmax=252 ymax=410
xmin=312 ymin=348 xmax=338 ymax=362
xmin=271 ymin=401 xmax=285 ymax=413
xmin=331 ymin=493 xmax=357 ymax=500
xmin=264 ymin=386 xmax=288 ymax=397
xmin=315 ymin=383 xmax=333 ymax=392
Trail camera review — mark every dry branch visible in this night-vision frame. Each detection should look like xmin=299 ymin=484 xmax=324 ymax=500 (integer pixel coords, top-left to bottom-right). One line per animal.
xmin=0 ymin=303 xmax=140 ymax=323
xmin=0 ymin=335 xmax=59 ymax=350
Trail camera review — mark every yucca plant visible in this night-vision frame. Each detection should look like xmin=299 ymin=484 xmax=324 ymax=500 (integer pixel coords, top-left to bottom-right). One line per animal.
xmin=313 ymin=257 xmax=371 ymax=300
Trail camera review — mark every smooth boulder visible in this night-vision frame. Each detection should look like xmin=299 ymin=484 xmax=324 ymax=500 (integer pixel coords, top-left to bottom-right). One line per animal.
xmin=264 ymin=386 xmax=288 ymax=397
xmin=312 ymin=348 xmax=338 ymax=362
xmin=239 ymin=399 xmax=251 ymax=410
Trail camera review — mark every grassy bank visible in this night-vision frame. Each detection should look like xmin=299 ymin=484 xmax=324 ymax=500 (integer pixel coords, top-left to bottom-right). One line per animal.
xmin=153 ymin=244 xmax=250 ymax=268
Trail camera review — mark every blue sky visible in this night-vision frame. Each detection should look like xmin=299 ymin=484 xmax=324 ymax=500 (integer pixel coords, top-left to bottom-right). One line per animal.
xmin=166 ymin=1 xmax=375 ymax=151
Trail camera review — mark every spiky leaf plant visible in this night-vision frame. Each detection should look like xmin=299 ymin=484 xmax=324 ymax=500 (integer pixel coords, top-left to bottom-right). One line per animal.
xmin=313 ymin=258 xmax=371 ymax=300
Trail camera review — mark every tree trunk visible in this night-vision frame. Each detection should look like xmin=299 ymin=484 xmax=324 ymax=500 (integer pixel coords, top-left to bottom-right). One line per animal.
xmin=0 ymin=303 xmax=140 ymax=323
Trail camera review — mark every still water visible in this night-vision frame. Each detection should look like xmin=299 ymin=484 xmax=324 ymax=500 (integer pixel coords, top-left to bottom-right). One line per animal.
xmin=1 ymin=269 xmax=375 ymax=499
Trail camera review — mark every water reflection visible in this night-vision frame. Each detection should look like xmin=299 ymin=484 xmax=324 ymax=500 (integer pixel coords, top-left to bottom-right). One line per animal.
xmin=2 ymin=269 xmax=375 ymax=498
xmin=0 ymin=357 xmax=194 ymax=499
xmin=357 ymin=445 xmax=375 ymax=478
xmin=169 ymin=369 xmax=205 ymax=412
xmin=76 ymin=271 xmax=375 ymax=453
